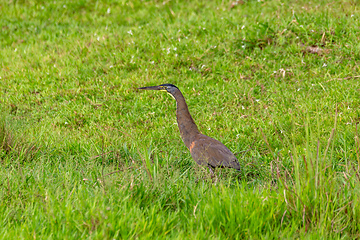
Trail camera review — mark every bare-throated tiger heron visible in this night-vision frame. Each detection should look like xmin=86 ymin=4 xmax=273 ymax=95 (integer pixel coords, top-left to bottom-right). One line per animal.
xmin=138 ymin=84 xmax=240 ymax=174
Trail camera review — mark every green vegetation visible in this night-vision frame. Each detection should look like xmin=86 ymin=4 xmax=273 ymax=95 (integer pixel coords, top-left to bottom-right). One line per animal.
xmin=1 ymin=0 xmax=360 ymax=238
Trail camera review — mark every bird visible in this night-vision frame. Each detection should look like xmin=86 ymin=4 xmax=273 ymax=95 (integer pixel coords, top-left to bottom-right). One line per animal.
xmin=138 ymin=84 xmax=241 ymax=174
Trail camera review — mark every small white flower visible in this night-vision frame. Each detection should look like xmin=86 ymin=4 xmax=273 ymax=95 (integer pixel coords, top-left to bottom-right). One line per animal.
xmin=203 ymin=28 xmax=206 ymax=30
xmin=323 ymin=63 xmax=327 ymax=67
xmin=97 ymin=37 xmax=100 ymax=41
xmin=127 ymin=30 xmax=133 ymax=35
xmin=107 ymin=8 xmax=110 ymax=14
xmin=255 ymin=99 xmax=260 ymax=102
xmin=54 ymin=64 xmax=56 ymax=68
xmin=208 ymin=127 xmax=211 ymax=130
xmin=241 ymin=25 xmax=245 ymax=30
xmin=63 ymin=5 xmax=66 ymax=8
xmin=189 ymin=68 xmax=192 ymax=71
xmin=41 ymin=6 xmax=44 ymax=9
xmin=14 ymin=48 xmax=17 ymax=52
xmin=201 ymin=65 xmax=205 ymax=69
xmin=175 ymin=54 xmax=178 ymax=57
xmin=297 ymin=88 xmax=301 ymax=91
xmin=145 ymin=69 xmax=148 ymax=71
xmin=273 ymin=71 xmax=277 ymax=73
xmin=300 ymin=25 xmax=303 ymax=28
xmin=65 ymin=122 xmax=68 ymax=125
xmin=351 ymin=14 xmax=354 ymax=17
xmin=109 ymin=65 xmax=113 ymax=68
xmin=150 ymin=61 xmax=155 ymax=64
xmin=213 ymin=46 xmax=217 ymax=48
xmin=173 ymin=47 xmax=177 ymax=51
xmin=242 ymin=45 xmax=245 ymax=49
xmin=311 ymin=30 xmax=314 ymax=32
xmin=242 ymin=106 xmax=245 ymax=110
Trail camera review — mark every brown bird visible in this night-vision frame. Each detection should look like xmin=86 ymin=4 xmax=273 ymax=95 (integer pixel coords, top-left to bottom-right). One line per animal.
xmin=138 ymin=84 xmax=240 ymax=174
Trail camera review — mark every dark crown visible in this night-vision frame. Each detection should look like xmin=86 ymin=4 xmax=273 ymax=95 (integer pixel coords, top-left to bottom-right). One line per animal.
xmin=159 ymin=84 xmax=178 ymax=89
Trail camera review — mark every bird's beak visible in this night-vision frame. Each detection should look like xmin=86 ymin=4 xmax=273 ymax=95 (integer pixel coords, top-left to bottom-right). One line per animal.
xmin=138 ymin=85 xmax=163 ymax=91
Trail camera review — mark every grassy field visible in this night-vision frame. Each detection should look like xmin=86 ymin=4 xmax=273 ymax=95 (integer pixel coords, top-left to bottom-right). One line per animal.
xmin=1 ymin=0 xmax=360 ymax=238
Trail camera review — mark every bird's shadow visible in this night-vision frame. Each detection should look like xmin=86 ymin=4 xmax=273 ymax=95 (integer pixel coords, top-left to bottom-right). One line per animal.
xmin=193 ymin=166 xmax=242 ymax=185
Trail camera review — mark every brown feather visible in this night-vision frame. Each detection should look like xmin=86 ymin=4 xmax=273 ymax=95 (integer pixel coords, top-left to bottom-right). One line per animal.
xmin=189 ymin=134 xmax=240 ymax=170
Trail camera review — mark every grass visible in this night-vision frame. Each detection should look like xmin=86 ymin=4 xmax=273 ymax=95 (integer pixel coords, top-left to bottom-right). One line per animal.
xmin=1 ymin=0 xmax=360 ymax=238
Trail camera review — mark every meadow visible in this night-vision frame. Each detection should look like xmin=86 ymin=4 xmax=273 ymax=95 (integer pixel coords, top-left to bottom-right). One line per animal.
xmin=1 ymin=0 xmax=360 ymax=238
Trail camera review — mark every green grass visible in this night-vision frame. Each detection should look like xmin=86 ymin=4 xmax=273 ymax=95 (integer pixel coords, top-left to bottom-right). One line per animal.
xmin=1 ymin=0 xmax=360 ymax=238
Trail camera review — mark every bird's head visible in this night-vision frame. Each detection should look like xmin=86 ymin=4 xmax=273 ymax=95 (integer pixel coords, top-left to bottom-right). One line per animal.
xmin=138 ymin=84 xmax=179 ymax=98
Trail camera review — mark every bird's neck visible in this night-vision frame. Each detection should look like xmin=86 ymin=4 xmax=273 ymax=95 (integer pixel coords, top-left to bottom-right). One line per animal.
xmin=173 ymin=90 xmax=200 ymax=148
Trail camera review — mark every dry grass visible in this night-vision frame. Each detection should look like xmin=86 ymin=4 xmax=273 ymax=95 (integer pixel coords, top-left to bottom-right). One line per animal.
xmin=0 ymin=117 xmax=39 ymax=161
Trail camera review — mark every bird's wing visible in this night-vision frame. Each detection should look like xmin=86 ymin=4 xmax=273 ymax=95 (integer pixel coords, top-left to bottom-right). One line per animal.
xmin=190 ymin=135 xmax=240 ymax=170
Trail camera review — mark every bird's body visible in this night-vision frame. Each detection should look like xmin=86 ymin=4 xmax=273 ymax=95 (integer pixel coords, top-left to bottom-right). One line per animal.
xmin=188 ymin=134 xmax=241 ymax=171
xmin=138 ymin=84 xmax=240 ymax=173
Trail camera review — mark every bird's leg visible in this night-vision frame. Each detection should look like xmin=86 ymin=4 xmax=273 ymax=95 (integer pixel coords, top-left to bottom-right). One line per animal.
xmin=208 ymin=166 xmax=218 ymax=184
xmin=208 ymin=166 xmax=215 ymax=175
